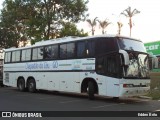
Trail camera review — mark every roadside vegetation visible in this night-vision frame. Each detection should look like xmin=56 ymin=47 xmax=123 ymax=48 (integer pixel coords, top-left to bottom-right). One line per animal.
xmin=146 ymin=72 xmax=160 ymax=100
xmin=0 ymin=0 xmax=140 ymax=48
xmin=0 ymin=0 xmax=89 ymax=48
xmin=147 ymin=90 xmax=160 ymax=100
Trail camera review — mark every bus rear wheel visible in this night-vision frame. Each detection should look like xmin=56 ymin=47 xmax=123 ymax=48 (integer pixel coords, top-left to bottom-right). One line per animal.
xmin=88 ymin=81 xmax=95 ymax=100
xmin=17 ymin=78 xmax=25 ymax=92
xmin=113 ymin=97 xmax=119 ymax=101
xmin=27 ymin=79 xmax=36 ymax=93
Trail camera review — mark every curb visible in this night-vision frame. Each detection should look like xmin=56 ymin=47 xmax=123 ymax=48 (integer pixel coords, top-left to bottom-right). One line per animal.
xmin=139 ymin=96 xmax=152 ymax=99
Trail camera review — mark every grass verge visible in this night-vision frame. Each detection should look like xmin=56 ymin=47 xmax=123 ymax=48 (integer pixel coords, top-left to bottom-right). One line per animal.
xmin=146 ymin=89 xmax=160 ymax=100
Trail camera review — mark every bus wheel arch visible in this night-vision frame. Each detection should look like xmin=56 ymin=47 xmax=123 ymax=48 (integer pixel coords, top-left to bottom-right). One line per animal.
xmin=17 ymin=77 xmax=26 ymax=92
xmin=27 ymin=77 xmax=36 ymax=93
xmin=81 ymin=78 xmax=98 ymax=99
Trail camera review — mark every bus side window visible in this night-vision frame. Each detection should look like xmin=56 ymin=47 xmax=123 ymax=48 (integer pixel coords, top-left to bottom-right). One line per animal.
xmin=60 ymin=44 xmax=67 ymax=59
xmin=12 ymin=51 xmax=20 ymax=62
xmin=52 ymin=45 xmax=58 ymax=59
xmin=67 ymin=43 xmax=75 ymax=58
xmin=32 ymin=47 xmax=43 ymax=60
xmin=77 ymin=41 xmax=86 ymax=58
xmin=95 ymin=38 xmax=116 ymax=56
xmin=16 ymin=51 xmax=20 ymax=62
xmin=4 ymin=52 xmax=11 ymax=63
xmin=26 ymin=49 xmax=31 ymax=61
xmin=44 ymin=45 xmax=58 ymax=59
xmin=38 ymin=47 xmax=44 ymax=60
xmin=21 ymin=49 xmax=31 ymax=61
xmin=44 ymin=46 xmax=52 ymax=59
xmin=60 ymin=43 xmax=75 ymax=59
xmin=11 ymin=51 xmax=16 ymax=62
xmin=32 ymin=48 xmax=38 ymax=60
xmin=86 ymin=40 xmax=95 ymax=57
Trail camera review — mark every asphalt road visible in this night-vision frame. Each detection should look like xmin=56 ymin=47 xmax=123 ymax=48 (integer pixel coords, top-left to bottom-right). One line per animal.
xmin=0 ymin=86 xmax=160 ymax=119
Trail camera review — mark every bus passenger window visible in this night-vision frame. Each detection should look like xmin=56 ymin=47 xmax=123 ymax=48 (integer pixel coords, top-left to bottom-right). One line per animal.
xmin=51 ymin=45 xmax=58 ymax=59
xmin=44 ymin=45 xmax=58 ymax=59
xmin=5 ymin=52 xmax=11 ymax=63
xmin=26 ymin=49 xmax=31 ymax=61
xmin=44 ymin=46 xmax=52 ymax=59
xmin=32 ymin=48 xmax=38 ymax=60
xmin=21 ymin=49 xmax=31 ymax=61
xmin=87 ymin=40 xmax=95 ymax=57
xmin=60 ymin=44 xmax=67 ymax=59
xmin=11 ymin=51 xmax=16 ymax=62
xmin=32 ymin=47 xmax=43 ymax=60
xmin=67 ymin=43 xmax=75 ymax=58
xmin=12 ymin=51 xmax=20 ymax=62
xmin=77 ymin=41 xmax=86 ymax=58
xmin=38 ymin=47 xmax=44 ymax=59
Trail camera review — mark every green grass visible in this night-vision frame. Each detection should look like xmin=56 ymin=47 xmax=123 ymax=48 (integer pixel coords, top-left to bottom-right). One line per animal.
xmin=147 ymin=89 xmax=160 ymax=100
xmin=147 ymin=72 xmax=160 ymax=100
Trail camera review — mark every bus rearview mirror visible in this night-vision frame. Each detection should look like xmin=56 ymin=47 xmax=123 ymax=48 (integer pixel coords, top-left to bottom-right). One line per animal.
xmin=119 ymin=50 xmax=129 ymax=65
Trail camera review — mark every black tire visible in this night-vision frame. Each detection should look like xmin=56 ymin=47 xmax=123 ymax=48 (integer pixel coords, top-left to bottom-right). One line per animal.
xmin=113 ymin=97 xmax=119 ymax=101
xmin=17 ymin=78 xmax=25 ymax=92
xmin=88 ymin=81 xmax=95 ymax=100
xmin=0 ymin=82 xmax=4 ymax=87
xmin=28 ymin=79 xmax=36 ymax=93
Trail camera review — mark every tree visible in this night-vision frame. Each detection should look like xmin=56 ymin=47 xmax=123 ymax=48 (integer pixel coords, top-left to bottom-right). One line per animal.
xmin=0 ymin=0 xmax=28 ymax=48
xmin=0 ymin=26 xmax=5 ymax=48
xmin=0 ymin=0 xmax=89 ymax=47
xmin=117 ymin=22 xmax=123 ymax=35
xmin=86 ymin=17 xmax=98 ymax=35
xmin=121 ymin=6 xmax=140 ymax=37
xmin=59 ymin=22 xmax=88 ymax=37
xmin=98 ymin=19 xmax=111 ymax=34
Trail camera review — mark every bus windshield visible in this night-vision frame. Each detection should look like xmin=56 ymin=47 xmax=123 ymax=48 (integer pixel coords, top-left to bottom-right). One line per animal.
xmin=125 ymin=52 xmax=150 ymax=78
xmin=117 ymin=38 xmax=146 ymax=53
xmin=122 ymin=52 xmax=150 ymax=79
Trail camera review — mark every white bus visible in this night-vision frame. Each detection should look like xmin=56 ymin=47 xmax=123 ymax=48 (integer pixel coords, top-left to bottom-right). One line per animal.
xmin=3 ymin=35 xmax=150 ymax=100
xmin=0 ymin=49 xmax=4 ymax=86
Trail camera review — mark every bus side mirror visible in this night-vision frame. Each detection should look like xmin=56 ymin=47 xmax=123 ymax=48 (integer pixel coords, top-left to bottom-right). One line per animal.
xmin=149 ymin=55 xmax=159 ymax=69
xmin=119 ymin=50 xmax=129 ymax=65
xmin=154 ymin=57 xmax=158 ymax=69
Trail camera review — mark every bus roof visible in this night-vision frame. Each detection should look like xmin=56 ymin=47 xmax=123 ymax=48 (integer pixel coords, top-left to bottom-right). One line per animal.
xmin=4 ymin=34 xmax=142 ymax=52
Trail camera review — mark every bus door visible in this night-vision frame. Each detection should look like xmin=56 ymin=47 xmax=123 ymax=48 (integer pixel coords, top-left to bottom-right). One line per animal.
xmin=96 ymin=53 xmax=122 ymax=97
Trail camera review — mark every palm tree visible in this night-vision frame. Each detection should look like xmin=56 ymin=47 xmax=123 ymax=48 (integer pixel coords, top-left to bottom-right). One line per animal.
xmin=86 ymin=17 xmax=98 ymax=35
xmin=117 ymin=21 xmax=123 ymax=35
xmin=98 ymin=19 xmax=111 ymax=34
xmin=121 ymin=6 xmax=140 ymax=37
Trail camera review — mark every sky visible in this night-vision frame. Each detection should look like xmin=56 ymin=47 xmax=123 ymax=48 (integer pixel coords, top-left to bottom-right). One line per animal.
xmin=78 ymin=0 xmax=160 ymax=43
xmin=0 ymin=0 xmax=160 ymax=43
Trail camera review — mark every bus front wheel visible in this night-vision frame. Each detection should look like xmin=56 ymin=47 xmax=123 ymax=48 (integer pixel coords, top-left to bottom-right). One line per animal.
xmin=17 ymin=78 xmax=25 ymax=92
xmin=28 ymin=79 xmax=36 ymax=93
xmin=113 ymin=97 xmax=119 ymax=101
xmin=88 ymin=81 xmax=95 ymax=100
